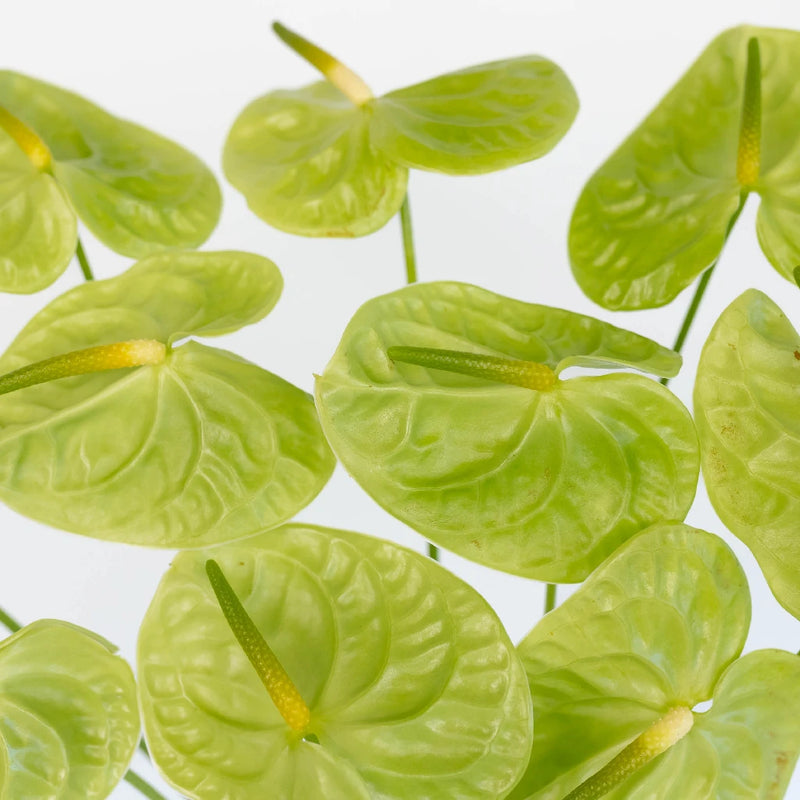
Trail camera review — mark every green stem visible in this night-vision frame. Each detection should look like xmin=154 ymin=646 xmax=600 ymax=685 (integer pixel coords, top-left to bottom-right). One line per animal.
xmin=544 ymin=583 xmax=557 ymax=614
xmin=397 ymin=192 xmax=440 ymax=562
xmin=0 ymin=606 xmax=22 ymax=633
xmin=123 ymin=769 xmax=170 ymax=800
xmin=660 ymin=192 xmax=748 ymax=387
xmin=400 ymin=194 xmax=417 ymax=284
xmin=75 ymin=237 xmax=94 ymax=281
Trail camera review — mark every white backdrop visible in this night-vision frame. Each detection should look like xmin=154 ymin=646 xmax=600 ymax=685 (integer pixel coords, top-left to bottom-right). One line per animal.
xmin=2 ymin=1 xmax=800 ymax=797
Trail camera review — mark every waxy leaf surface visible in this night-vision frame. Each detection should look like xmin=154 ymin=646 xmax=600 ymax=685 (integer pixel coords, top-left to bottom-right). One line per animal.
xmin=315 ymin=282 xmax=698 ymax=581
xmin=0 ymin=251 xmax=334 ymax=546
xmin=224 ymin=45 xmax=576 ymax=237
xmin=694 ymin=289 xmax=800 ymax=618
xmin=0 ymin=128 xmax=77 ymax=293
xmin=371 ymin=57 xmax=578 ymax=174
xmin=570 ymin=26 xmax=800 ymax=309
xmin=138 ymin=524 xmax=532 ymax=799
xmin=0 ymin=70 xmax=221 ymax=261
xmin=224 ymin=83 xmax=408 ymax=237
xmin=0 ymin=620 xmax=139 ymax=799
xmin=512 ymin=523 xmax=800 ymax=800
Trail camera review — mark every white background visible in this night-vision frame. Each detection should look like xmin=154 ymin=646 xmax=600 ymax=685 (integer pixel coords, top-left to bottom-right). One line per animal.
xmin=2 ymin=1 xmax=800 ymax=797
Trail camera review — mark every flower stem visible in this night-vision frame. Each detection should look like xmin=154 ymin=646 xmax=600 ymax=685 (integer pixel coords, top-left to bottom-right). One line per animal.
xmin=0 ymin=606 xmax=22 ymax=633
xmin=400 ymin=194 xmax=417 ymax=284
xmin=396 ymin=192 xmax=440 ymax=562
xmin=123 ymin=770 xmax=170 ymax=800
xmin=75 ymin=237 xmax=95 ymax=281
xmin=544 ymin=583 xmax=557 ymax=614
xmin=660 ymin=192 xmax=748 ymax=387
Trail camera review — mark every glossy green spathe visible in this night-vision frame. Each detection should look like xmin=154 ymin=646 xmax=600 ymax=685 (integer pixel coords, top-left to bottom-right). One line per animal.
xmin=315 ymin=281 xmax=698 ymax=581
xmin=570 ymin=26 xmax=800 ymax=309
xmin=512 ymin=523 xmax=800 ymax=800
xmin=694 ymin=289 xmax=800 ymax=619
xmin=0 ymin=71 xmax=221 ymax=292
xmin=0 ymin=251 xmax=335 ymax=546
xmin=0 ymin=620 xmax=139 ymax=799
xmin=223 ymin=24 xmax=577 ymax=237
xmin=137 ymin=524 xmax=533 ymax=799
xmin=223 ymin=82 xmax=408 ymax=237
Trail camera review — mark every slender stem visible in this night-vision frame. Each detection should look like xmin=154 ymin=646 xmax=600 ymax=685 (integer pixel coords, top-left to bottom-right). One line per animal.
xmin=0 ymin=606 xmax=22 ymax=633
xmin=399 ymin=195 xmax=417 ymax=284
xmin=397 ymin=192 xmax=440 ymax=562
xmin=659 ymin=267 xmax=715 ymax=387
xmin=75 ymin=237 xmax=94 ymax=281
xmin=660 ymin=192 xmax=748 ymax=387
xmin=544 ymin=583 xmax=557 ymax=614
xmin=139 ymin=738 xmax=150 ymax=758
xmin=123 ymin=770 xmax=170 ymax=800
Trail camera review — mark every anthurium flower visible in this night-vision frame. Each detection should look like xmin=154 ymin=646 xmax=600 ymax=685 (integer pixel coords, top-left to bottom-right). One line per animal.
xmin=0 ymin=71 xmax=221 ymax=293
xmin=511 ymin=522 xmax=800 ymax=800
xmin=315 ymin=281 xmax=699 ymax=581
xmin=0 ymin=251 xmax=334 ymax=547
xmin=570 ymin=26 xmax=800 ymax=310
xmin=223 ymin=22 xmax=578 ymax=237
xmin=137 ymin=524 xmax=533 ymax=799
xmin=0 ymin=620 xmax=139 ymax=799
xmin=694 ymin=289 xmax=800 ymax=619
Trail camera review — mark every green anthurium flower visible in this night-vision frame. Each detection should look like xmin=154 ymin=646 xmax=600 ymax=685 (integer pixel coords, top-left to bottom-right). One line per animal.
xmin=315 ymin=281 xmax=699 ymax=582
xmin=570 ymin=26 xmax=800 ymax=310
xmin=137 ymin=523 xmax=533 ymax=800
xmin=0 ymin=251 xmax=335 ymax=547
xmin=223 ymin=22 xmax=577 ymax=237
xmin=0 ymin=619 xmax=139 ymax=799
xmin=511 ymin=522 xmax=800 ymax=800
xmin=694 ymin=289 xmax=800 ymax=619
xmin=0 ymin=71 xmax=221 ymax=293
